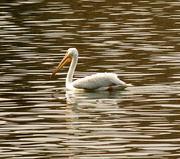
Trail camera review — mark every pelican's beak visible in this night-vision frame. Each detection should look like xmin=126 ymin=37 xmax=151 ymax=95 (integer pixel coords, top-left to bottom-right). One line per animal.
xmin=50 ymin=52 xmax=72 ymax=78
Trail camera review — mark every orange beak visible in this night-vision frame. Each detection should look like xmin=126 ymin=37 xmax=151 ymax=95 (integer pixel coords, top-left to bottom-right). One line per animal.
xmin=50 ymin=52 xmax=72 ymax=78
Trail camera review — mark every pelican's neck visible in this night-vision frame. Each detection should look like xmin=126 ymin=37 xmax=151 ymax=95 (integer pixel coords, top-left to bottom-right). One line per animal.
xmin=66 ymin=54 xmax=78 ymax=87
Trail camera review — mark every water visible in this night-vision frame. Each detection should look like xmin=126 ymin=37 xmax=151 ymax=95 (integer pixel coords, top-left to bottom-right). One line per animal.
xmin=0 ymin=0 xmax=180 ymax=158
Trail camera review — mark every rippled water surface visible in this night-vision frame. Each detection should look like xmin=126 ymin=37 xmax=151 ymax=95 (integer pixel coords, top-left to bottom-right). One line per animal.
xmin=0 ymin=0 xmax=180 ymax=158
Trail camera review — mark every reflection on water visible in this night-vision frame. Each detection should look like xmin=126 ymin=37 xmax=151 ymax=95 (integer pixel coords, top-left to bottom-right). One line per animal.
xmin=65 ymin=89 xmax=124 ymax=105
xmin=0 ymin=0 xmax=180 ymax=158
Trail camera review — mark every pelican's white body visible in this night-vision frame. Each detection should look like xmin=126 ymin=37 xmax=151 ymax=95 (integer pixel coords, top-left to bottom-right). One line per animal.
xmin=68 ymin=73 xmax=126 ymax=90
xmin=52 ymin=48 xmax=129 ymax=90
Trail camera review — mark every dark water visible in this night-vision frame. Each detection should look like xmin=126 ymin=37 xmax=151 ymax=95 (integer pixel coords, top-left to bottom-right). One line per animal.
xmin=0 ymin=0 xmax=180 ymax=158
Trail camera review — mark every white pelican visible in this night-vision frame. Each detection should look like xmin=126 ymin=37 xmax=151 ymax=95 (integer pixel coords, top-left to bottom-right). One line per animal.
xmin=50 ymin=48 xmax=128 ymax=90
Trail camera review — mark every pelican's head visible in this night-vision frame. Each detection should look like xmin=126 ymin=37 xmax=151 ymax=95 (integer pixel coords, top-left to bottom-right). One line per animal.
xmin=67 ymin=48 xmax=78 ymax=57
xmin=50 ymin=48 xmax=78 ymax=78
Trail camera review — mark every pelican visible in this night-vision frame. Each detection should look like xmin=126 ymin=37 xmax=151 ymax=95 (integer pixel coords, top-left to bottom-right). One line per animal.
xmin=50 ymin=48 xmax=129 ymax=90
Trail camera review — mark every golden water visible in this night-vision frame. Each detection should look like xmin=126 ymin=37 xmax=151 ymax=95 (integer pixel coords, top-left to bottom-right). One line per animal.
xmin=0 ymin=1 xmax=180 ymax=158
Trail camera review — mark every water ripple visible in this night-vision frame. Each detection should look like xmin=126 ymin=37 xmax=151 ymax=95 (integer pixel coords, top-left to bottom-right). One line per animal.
xmin=0 ymin=0 xmax=180 ymax=158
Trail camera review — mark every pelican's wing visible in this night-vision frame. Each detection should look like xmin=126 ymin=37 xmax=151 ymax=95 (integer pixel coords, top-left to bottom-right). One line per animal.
xmin=72 ymin=73 xmax=126 ymax=89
